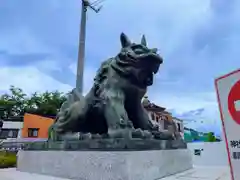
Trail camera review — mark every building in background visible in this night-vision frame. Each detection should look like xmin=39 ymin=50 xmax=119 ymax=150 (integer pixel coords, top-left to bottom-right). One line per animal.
xmin=0 ymin=116 xmax=23 ymax=139
xmin=142 ymin=96 xmax=184 ymax=138
xmin=0 ymin=105 xmax=23 ymax=139
xmin=21 ymin=113 xmax=54 ymax=138
xmin=172 ymin=117 xmax=184 ymax=138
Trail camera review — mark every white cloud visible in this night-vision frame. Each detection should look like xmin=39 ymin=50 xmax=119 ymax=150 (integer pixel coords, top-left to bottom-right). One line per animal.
xmin=69 ymin=62 xmax=97 ymax=94
xmin=0 ymin=27 xmax=53 ymax=55
xmin=34 ymin=59 xmax=63 ymax=71
xmin=0 ymin=66 xmax=73 ymax=95
xmin=90 ymin=0 xmax=212 ymax=54
xmin=0 ymin=61 xmax=96 ymax=96
xmin=149 ymin=92 xmax=218 ymax=113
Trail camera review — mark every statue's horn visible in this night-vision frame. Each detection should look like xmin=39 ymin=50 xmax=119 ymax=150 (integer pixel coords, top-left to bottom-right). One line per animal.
xmin=120 ymin=33 xmax=131 ymax=48
xmin=141 ymin=35 xmax=147 ymax=46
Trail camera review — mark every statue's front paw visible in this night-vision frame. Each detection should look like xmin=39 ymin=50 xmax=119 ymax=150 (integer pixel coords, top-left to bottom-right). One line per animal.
xmin=132 ymin=129 xmax=152 ymax=139
xmin=152 ymin=131 xmax=174 ymax=140
xmin=80 ymin=133 xmax=92 ymax=140
xmin=108 ymin=128 xmax=132 ymax=139
xmin=119 ymin=119 xmax=134 ymax=129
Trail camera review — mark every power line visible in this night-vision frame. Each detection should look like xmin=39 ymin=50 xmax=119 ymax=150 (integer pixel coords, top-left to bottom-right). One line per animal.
xmin=91 ymin=0 xmax=106 ymax=7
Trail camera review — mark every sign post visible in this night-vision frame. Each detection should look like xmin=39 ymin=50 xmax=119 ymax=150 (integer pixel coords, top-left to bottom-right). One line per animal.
xmin=215 ymin=69 xmax=240 ymax=180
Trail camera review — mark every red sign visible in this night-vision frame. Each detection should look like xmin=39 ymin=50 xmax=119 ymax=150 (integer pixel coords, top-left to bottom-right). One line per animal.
xmin=228 ymin=80 xmax=240 ymax=125
xmin=215 ymin=69 xmax=240 ymax=180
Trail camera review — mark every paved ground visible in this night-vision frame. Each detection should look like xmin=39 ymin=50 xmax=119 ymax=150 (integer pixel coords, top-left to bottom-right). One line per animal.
xmin=0 ymin=166 xmax=231 ymax=180
xmin=161 ymin=166 xmax=231 ymax=180
xmin=0 ymin=168 xmax=68 ymax=180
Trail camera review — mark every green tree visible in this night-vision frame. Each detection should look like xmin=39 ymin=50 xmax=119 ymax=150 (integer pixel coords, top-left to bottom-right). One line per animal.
xmin=206 ymin=132 xmax=216 ymax=142
xmin=0 ymin=99 xmax=15 ymax=118
xmin=26 ymin=90 xmax=67 ymax=116
xmin=0 ymin=86 xmax=67 ymax=117
xmin=0 ymin=86 xmax=27 ymax=117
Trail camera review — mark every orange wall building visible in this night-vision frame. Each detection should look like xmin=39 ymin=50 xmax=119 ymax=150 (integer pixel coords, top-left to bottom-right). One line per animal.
xmin=22 ymin=113 xmax=54 ymax=138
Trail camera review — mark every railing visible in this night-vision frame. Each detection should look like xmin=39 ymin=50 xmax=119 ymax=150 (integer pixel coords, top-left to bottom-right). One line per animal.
xmin=0 ymin=138 xmax=47 ymax=151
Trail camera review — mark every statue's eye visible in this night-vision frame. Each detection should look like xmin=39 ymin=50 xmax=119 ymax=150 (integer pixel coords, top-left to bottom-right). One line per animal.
xmin=132 ymin=45 xmax=145 ymax=50
xmin=134 ymin=48 xmax=144 ymax=54
xmin=131 ymin=45 xmax=149 ymax=54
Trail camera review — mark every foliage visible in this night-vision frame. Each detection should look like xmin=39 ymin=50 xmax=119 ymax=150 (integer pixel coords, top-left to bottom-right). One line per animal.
xmin=184 ymin=130 xmax=217 ymax=142
xmin=26 ymin=90 xmax=67 ymax=116
xmin=206 ymin=132 xmax=216 ymax=142
xmin=0 ymin=86 xmax=27 ymax=117
xmin=0 ymin=86 xmax=67 ymax=117
xmin=0 ymin=150 xmax=17 ymax=168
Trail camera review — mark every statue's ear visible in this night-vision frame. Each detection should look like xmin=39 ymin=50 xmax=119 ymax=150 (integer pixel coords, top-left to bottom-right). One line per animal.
xmin=151 ymin=48 xmax=158 ymax=53
xmin=120 ymin=33 xmax=131 ymax=48
xmin=141 ymin=35 xmax=147 ymax=46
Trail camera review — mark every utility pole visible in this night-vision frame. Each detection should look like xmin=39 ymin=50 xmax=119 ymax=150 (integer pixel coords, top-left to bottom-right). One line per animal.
xmin=76 ymin=0 xmax=103 ymax=94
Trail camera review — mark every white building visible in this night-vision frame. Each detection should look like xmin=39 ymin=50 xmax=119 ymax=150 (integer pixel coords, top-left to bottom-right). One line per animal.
xmin=142 ymin=96 xmax=184 ymax=138
xmin=0 ymin=117 xmax=23 ymax=139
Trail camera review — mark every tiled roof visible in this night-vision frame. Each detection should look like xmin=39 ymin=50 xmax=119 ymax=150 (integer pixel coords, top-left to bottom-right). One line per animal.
xmin=143 ymin=103 xmax=166 ymax=112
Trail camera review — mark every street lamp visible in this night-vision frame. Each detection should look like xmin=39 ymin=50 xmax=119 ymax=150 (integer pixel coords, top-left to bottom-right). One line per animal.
xmin=76 ymin=0 xmax=102 ymax=94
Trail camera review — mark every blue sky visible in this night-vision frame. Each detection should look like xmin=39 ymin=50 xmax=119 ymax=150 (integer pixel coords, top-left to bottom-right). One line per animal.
xmin=0 ymin=0 xmax=239 ymax=136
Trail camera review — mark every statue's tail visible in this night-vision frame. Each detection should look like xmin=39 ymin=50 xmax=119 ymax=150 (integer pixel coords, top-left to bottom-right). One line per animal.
xmin=58 ymin=88 xmax=82 ymax=113
xmin=69 ymin=88 xmax=82 ymax=102
xmin=48 ymin=88 xmax=85 ymax=140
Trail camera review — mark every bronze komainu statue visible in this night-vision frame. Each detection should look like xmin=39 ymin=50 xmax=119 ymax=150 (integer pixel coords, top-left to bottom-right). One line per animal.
xmin=49 ymin=33 xmax=174 ymax=140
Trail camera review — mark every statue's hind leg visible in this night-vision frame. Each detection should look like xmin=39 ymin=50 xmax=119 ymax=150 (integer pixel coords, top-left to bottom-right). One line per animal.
xmin=50 ymin=100 xmax=89 ymax=140
xmin=48 ymin=88 xmax=90 ymax=140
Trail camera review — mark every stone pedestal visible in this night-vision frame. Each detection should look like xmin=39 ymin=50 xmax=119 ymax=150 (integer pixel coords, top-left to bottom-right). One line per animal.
xmin=17 ymin=149 xmax=193 ymax=180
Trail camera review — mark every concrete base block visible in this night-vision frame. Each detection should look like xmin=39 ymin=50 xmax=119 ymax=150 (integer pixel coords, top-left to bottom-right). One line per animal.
xmin=17 ymin=149 xmax=193 ymax=180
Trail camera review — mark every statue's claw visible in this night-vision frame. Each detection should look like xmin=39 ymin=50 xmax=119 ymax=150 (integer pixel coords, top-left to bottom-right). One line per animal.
xmin=132 ymin=129 xmax=152 ymax=139
xmin=108 ymin=128 xmax=132 ymax=139
xmin=151 ymin=130 xmax=174 ymax=140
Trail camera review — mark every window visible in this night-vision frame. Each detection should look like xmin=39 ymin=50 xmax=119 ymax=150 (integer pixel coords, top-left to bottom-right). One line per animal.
xmin=0 ymin=120 xmax=3 ymax=129
xmin=151 ymin=113 xmax=155 ymax=120
xmin=164 ymin=119 xmax=170 ymax=130
xmin=0 ymin=129 xmax=19 ymax=139
xmin=0 ymin=129 xmax=9 ymax=139
xmin=28 ymin=128 xmax=39 ymax=137
xmin=160 ymin=115 xmax=167 ymax=121
xmin=177 ymin=123 xmax=181 ymax=132
xmin=8 ymin=130 xmax=13 ymax=137
xmin=159 ymin=115 xmax=165 ymax=121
